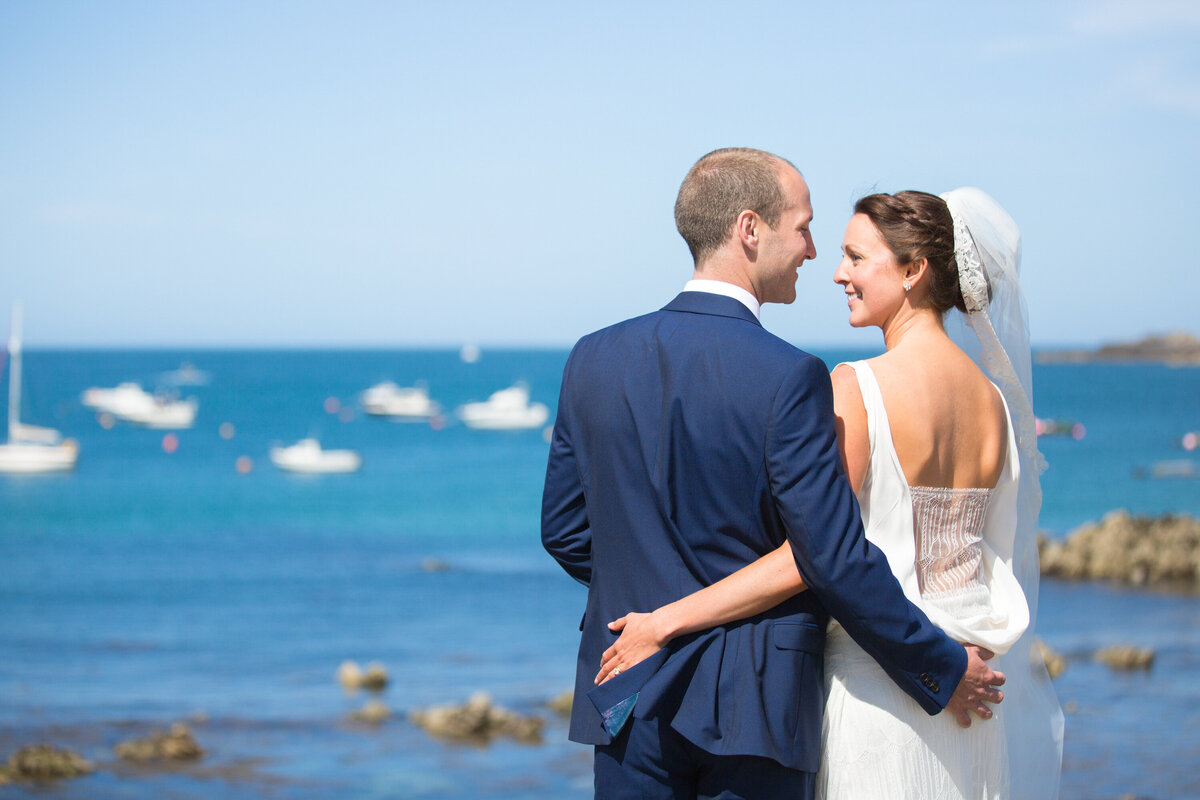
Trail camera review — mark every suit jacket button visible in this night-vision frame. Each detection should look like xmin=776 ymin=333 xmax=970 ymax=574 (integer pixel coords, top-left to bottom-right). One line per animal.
xmin=931 ymin=682 xmax=940 ymax=693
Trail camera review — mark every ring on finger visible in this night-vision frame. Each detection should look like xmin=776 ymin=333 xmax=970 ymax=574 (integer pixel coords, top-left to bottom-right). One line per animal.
xmin=612 ymin=667 xmax=622 ymax=676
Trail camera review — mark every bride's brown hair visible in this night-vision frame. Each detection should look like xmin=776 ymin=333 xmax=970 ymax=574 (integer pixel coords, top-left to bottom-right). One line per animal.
xmin=853 ymin=191 xmax=967 ymax=314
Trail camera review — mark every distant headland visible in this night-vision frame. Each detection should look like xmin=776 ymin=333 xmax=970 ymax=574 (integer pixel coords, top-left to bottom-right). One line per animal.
xmin=1037 ymin=332 xmax=1200 ymax=366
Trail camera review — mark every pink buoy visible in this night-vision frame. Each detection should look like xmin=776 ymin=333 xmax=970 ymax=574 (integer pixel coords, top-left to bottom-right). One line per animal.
xmin=162 ymin=433 xmax=179 ymax=453
xmin=1071 ymin=423 xmax=1086 ymax=440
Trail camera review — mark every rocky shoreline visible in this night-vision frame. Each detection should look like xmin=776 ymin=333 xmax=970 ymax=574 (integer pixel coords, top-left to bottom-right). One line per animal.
xmin=0 ymin=658 xmax=559 ymax=790
xmin=1037 ymin=332 xmax=1200 ymax=366
xmin=1040 ymin=510 xmax=1200 ymax=587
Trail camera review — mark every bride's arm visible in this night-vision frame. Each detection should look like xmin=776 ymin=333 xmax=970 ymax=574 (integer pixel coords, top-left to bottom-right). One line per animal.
xmin=595 ymin=542 xmax=804 ymax=683
xmin=594 ymin=365 xmax=871 ymax=684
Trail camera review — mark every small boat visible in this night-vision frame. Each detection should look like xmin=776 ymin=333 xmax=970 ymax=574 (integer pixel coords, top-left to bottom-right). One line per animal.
xmin=361 ymin=381 xmax=441 ymax=421
xmin=82 ymin=382 xmax=197 ymax=429
xmin=0 ymin=304 xmax=79 ymax=473
xmin=117 ymin=395 xmax=198 ymax=429
xmin=82 ymin=382 xmax=147 ymax=412
xmin=269 ymin=438 xmax=361 ymax=473
xmin=1133 ymin=459 xmax=1199 ymax=480
xmin=159 ymin=361 xmax=210 ymax=386
xmin=1035 ymin=417 xmax=1085 ymax=440
xmin=457 ymin=383 xmax=550 ymax=431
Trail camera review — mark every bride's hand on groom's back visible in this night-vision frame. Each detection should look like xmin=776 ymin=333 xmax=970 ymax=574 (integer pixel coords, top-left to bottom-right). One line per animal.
xmin=594 ymin=612 xmax=667 ymax=684
xmin=945 ymin=643 xmax=1006 ymax=728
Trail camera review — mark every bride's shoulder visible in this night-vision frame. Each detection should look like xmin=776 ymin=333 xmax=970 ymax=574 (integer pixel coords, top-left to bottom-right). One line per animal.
xmin=830 ymin=363 xmax=867 ymax=417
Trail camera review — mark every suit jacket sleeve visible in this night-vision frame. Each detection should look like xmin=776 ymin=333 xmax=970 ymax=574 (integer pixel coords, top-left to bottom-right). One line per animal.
xmin=768 ymin=356 xmax=967 ymax=714
xmin=541 ymin=347 xmax=592 ymax=586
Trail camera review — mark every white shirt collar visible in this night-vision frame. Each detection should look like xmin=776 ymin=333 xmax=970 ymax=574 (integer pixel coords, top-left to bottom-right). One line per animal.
xmin=683 ymin=279 xmax=761 ymax=320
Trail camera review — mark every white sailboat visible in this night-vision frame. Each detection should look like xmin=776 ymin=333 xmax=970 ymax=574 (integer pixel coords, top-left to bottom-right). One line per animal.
xmin=0 ymin=304 xmax=78 ymax=473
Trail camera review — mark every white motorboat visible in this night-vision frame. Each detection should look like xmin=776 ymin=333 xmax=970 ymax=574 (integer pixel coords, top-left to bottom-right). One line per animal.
xmin=457 ymin=383 xmax=550 ymax=430
xmin=82 ymin=382 xmax=146 ymax=412
xmin=0 ymin=304 xmax=79 ymax=473
xmin=82 ymin=381 xmax=197 ymax=428
xmin=118 ymin=396 xmax=198 ymax=429
xmin=269 ymin=438 xmax=362 ymax=474
xmin=361 ymin=381 xmax=441 ymax=421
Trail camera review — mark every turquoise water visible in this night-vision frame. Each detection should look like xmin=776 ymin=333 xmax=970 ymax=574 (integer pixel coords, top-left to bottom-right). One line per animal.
xmin=1 ymin=348 xmax=1197 ymax=798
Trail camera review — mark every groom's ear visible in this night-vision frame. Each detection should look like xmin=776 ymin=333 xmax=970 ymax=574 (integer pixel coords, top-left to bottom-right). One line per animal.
xmin=735 ymin=209 xmax=759 ymax=252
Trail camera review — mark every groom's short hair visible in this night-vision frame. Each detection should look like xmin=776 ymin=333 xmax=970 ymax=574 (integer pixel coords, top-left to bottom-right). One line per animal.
xmin=675 ymin=148 xmax=797 ymax=265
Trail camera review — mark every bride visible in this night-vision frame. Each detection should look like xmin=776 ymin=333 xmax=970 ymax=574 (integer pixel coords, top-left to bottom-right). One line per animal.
xmin=594 ymin=188 xmax=1063 ymax=798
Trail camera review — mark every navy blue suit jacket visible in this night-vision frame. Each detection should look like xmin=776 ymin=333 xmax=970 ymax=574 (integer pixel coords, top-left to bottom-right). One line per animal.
xmin=541 ymin=292 xmax=966 ymax=772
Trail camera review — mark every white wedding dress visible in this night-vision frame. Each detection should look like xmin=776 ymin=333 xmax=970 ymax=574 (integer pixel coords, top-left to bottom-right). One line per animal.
xmin=817 ymin=360 xmax=1030 ymax=800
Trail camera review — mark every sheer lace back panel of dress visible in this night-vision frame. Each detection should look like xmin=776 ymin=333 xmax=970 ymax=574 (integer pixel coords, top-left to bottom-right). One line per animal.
xmin=911 ymin=486 xmax=991 ymax=598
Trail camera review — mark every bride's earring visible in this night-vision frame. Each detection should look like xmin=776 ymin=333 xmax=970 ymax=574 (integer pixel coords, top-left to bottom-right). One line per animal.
xmin=903 ymin=280 xmax=912 ymax=292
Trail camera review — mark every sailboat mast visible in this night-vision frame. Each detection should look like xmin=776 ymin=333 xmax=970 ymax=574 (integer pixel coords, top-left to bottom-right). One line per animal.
xmin=8 ymin=303 xmax=21 ymax=441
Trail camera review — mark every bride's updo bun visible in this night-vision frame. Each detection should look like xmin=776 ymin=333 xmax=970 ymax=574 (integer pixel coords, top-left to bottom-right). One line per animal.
xmin=853 ymin=191 xmax=967 ymax=314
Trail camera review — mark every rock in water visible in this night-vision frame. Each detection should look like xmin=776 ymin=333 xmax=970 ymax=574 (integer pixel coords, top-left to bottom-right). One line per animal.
xmin=1039 ymin=511 xmax=1200 ymax=587
xmin=348 ymin=700 xmax=391 ymax=725
xmin=115 ymin=723 xmax=204 ymax=762
xmin=410 ymin=691 xmax=544 ymax=745
xmin=1034 ymin=639 xmax=1067 ymax=679
xmin=547 ymin=690 xmax=574 ymax=716
xmin=0 ymin=744 xmax=94 ymax=782
xmin=337 ymin=660 xmax=364 ymax=690
xmin=1095 ymin=645 xmax=1156 ymax=671
xmin=360 ymin=662 xmax=389 ymax=691
xmin=337 ymin=659 xmax=389 ymax=691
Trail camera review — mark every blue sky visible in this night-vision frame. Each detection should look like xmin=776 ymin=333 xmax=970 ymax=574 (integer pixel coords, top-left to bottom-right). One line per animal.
xmin=2 ymin=1 xmax=1197 ymax=348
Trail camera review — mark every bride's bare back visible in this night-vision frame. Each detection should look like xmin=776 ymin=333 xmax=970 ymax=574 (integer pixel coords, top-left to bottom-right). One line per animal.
xmin=833 ymin=333 xmax=1007 ymax=494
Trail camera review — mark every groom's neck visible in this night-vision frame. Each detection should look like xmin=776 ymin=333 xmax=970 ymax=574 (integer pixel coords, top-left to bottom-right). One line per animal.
xmin=692 ymin=261 xmax=759 ymax=303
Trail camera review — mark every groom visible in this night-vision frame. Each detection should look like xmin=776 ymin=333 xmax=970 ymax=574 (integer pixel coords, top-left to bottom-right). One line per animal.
xmin=542 ymin=148 xmax=1002 ymax=799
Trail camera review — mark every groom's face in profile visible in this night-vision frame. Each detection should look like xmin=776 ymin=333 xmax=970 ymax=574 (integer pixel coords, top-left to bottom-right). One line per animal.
xmin=753 ymin=166 xmax=817 ymax=305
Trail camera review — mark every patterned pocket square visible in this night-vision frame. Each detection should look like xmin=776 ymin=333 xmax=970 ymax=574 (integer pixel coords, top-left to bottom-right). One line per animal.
xmin=587 ymin=649 xmax=669 ymax=740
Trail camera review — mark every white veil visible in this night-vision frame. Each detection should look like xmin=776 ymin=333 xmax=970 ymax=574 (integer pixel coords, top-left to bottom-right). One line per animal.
xmin=940 ymin=188 xmax=1065 ymax=798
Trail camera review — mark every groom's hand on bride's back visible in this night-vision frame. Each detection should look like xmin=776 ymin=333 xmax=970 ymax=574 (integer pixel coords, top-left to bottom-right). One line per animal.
xmin=945 ymin=644 xmax=1005 ymax=728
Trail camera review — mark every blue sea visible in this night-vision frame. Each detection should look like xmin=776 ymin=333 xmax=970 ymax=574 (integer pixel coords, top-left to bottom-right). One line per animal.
xmin=1 ymin=348 xmax=1198 ymax=799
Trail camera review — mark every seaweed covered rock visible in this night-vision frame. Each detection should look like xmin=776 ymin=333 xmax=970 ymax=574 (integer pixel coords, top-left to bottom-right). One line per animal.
xmin=0 ymin=744 xmax=94 ymax=783
xmin=410 ymin=691 xmax=544 ymax=745
xmin=115 ymin=723 xmax=204 ymax=762
xmin=1039 ymin=511 xmax=1200 ymax=586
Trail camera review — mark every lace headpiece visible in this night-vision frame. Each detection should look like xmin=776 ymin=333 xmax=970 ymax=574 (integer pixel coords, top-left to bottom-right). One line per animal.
xmin=947 ymin=209 xmax=989 ymax=313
